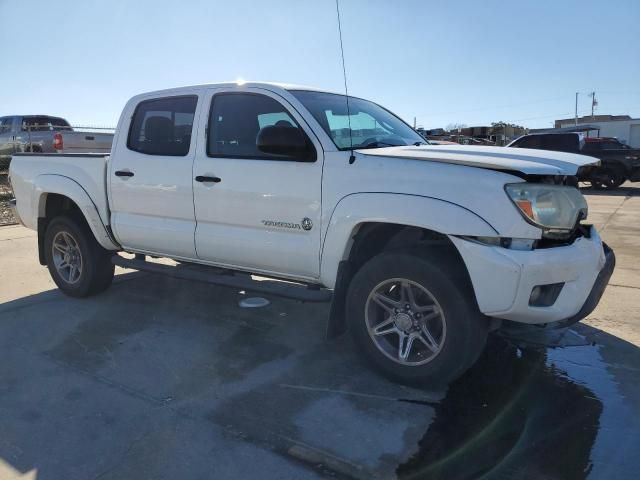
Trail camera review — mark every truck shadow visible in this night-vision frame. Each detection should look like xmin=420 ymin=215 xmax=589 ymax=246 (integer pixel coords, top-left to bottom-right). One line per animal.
xmin=0 ymin=274 xmax=639 ymax=479
xmin=580 ymin=183 xmax=640 ymax=197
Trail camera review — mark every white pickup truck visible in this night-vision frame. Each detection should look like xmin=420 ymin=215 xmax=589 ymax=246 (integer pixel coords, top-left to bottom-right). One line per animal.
xmin=9 ymin=82 xmax=615 ymax=385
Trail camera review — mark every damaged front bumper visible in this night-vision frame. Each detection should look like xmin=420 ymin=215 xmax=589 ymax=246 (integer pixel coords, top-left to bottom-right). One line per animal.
xmin=498 ymin=242 xmax=615 ymax=344
xmin=451 ymin=227 xmax=614 ymax=325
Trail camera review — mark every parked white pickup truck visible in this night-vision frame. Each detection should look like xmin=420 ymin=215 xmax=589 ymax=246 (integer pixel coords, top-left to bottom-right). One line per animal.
xmin=9 ymin=82 xmax=615 ymax=385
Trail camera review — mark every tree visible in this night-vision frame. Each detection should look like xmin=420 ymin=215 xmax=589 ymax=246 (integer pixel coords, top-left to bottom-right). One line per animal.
xmin=490 ymin=121 xmax=524 ymax=134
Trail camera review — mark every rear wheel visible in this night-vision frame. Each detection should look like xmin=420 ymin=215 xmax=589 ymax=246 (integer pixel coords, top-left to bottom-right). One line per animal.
xmin=346 ymin=252 xmax=488 ymax=386
xmin=44 ymin=216 xmax=114 ymax=297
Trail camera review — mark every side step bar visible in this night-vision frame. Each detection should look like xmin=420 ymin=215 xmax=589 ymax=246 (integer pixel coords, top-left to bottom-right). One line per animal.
xmin=112 ymin=255 xmax=333 ymax=303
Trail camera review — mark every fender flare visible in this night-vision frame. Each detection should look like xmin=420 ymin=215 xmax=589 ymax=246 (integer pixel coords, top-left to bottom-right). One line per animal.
xmin=34 ymin=174 xmax=119 ymax=250
xmin=319 ymin=193 xmax=497 ymax=288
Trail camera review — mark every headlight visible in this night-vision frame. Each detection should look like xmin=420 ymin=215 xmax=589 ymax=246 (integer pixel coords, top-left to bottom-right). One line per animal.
xmin=505 ymin=183 xmax=587 ymax=232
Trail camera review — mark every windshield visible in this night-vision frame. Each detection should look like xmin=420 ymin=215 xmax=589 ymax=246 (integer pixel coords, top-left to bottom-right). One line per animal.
xmin=290 ymin=90 xmax=426 ymax=150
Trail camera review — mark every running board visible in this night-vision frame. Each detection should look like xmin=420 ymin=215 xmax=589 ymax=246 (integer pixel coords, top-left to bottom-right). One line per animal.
xmin=112 ymin=255 xmax=333 ymax=303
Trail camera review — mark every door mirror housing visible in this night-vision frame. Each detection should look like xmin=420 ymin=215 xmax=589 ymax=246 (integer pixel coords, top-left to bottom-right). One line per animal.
xmin=256 ymin=125 xmax=316 ymax=162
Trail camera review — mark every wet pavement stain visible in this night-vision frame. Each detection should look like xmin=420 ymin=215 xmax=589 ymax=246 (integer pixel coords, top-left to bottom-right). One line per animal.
xmin=46 ymin=300 xmax=156 ymax=371
xmin=397 ymin=330 xmax=640 ymax=480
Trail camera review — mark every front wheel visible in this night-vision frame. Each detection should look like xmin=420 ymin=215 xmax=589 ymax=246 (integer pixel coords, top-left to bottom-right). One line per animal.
xmin=346 ymin=252 xmax=488 ymax=386
xmin=44 ymin=216 xmax=115 ymax=297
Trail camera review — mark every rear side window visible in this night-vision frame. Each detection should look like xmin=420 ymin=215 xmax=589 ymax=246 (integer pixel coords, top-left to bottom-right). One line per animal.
xmin=207 ymin=93 xmax=312 ymax=160
xmin=513 ymin=136 xmax=542 ymax=149
xmin=127 ymin=95 xmax=197 ymax=156
xmin=21 ymin=116 xmax=71 ymax=132
xmin=542 ymin=134 xmax=579 ymax=153
xmin=582 ymin=142 xmax=600 ymax=152
xmin=0 ymin=117 xmax=13 ymax=134
xmin=514 ymin=134 xmax=578 ymax=153
xmin=600 ymin=141 xmax=623 ymax=150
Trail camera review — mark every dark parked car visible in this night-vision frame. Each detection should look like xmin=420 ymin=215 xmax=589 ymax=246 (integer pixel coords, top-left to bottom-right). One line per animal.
xmin=508 ymin=133 xmax=640 ymax=189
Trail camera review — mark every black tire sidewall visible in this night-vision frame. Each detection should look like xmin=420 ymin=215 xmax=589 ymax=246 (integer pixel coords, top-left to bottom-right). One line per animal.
xmin=592 ymin=168 xmax=626 ymax=189
xmin=44 ymin=217 xmax=102 ymax=297
xmin=347 ymin=252 xmax=485 ymax=386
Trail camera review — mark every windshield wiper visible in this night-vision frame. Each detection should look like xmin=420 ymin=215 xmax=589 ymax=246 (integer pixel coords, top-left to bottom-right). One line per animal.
xmin=359 ymin=141 xmax=404 ymax=149
xmin=413 ymin=141 xmax=427 ymax=146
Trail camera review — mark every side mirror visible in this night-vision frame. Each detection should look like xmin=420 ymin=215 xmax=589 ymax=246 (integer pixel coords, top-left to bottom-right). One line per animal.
xmin=256 ymin=125 xmax=315 ymax=161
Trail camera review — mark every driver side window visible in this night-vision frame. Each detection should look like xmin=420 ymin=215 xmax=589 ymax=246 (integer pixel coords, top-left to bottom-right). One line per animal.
xmin=207 ymin=92 xmax=314 ymax=161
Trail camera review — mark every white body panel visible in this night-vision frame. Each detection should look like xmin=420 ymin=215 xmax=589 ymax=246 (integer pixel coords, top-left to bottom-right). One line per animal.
xmin=8 ymin=81 xmax=607 ymax=327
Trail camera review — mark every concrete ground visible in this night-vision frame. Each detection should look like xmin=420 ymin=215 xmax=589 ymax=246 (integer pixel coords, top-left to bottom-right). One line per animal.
xmin=0 ymin=186 xmax=639 ymax=480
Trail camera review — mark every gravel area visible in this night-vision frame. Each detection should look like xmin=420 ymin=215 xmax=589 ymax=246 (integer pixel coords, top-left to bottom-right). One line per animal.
xmin=0 ymin=172 xmax=18 ymax=226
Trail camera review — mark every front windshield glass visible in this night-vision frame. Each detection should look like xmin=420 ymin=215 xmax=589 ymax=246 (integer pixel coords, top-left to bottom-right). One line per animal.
xmin=290 ymin=90 xmax=426 ymax=150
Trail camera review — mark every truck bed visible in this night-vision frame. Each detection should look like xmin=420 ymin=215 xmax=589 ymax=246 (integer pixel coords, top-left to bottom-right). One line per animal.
xmin=9 ymin=153 xmax=110 ymax=232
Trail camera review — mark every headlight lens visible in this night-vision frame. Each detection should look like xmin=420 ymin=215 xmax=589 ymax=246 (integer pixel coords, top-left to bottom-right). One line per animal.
xmin=505 ymin=183 xmax=588 ymax=231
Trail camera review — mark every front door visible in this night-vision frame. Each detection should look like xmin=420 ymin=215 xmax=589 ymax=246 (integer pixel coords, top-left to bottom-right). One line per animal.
xmin=192 ymin=88 xmax=323 ymax=280
xmin=109 ymin=93 xmax=201 ymax=259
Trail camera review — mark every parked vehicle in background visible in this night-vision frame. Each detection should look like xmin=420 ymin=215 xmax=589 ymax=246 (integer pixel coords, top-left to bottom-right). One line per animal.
xmin=0 ymin=115 xmax=113 ymax=169
xmin=425 ymin=139 xmax=459 ymax=145
xmin=8 ymin=82 xmax=614 ymax=386
xmin=450 ymin=135 xmax=496 ymax=146
xmin=425 ymin=135 xmax=496 ymax=146
xmin=508 ymin=132 xmax=640 ymax=189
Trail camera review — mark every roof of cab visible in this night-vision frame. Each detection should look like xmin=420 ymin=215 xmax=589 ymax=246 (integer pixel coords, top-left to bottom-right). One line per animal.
xmin=133 ymin=81 xmax=339 ymax=99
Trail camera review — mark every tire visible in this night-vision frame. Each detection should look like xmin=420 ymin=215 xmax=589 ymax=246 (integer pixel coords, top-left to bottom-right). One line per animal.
xmin=44 ymin=216 xmax=115 ymax=297
xmin=591 ymin=167 xmax=626 ymax=189
xmin=346 ymin=252 xmax=488 ymax=387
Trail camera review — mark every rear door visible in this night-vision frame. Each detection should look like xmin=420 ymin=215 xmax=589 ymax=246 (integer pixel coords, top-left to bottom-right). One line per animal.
xmin=192 ymin=87 xmax=324 ymax=280
xmin=109 ymin=93 xmax=201 ymax=259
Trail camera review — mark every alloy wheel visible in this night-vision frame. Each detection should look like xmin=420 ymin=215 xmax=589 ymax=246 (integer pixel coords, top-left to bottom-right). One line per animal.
xmin=51 ymin=231 xmax=83 ymax=284
xmin=365 ymin=278 xmax=447 ymax=366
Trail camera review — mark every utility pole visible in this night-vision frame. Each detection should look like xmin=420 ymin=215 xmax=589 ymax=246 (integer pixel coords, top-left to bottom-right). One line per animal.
xmin=575 ymin=92 xmax=579 ymax=127
xmin=413 ymin=117 xmax=416 ymax=129
xmin=590 ymin=91 xmax=597 ymax=119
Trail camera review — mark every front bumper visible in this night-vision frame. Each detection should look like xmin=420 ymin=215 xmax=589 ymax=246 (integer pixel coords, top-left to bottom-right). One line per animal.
xmin=450 ymin=227 xmax=613 ymax=325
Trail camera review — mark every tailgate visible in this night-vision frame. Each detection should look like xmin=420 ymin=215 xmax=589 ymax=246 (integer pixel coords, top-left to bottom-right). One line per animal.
xmin=61 ymin=131 xmax=113 ymax=153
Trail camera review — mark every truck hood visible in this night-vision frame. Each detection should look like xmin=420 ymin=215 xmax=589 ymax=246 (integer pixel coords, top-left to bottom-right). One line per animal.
xmin=356 ymin=145 xmax=600 ymax=175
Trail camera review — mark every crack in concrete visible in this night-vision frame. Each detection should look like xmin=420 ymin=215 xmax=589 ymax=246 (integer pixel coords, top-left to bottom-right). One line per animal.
xmin=609 ymin=283 xmax=640 ymax=290
xmin=599 ymin=194 xmax=632 ymax=233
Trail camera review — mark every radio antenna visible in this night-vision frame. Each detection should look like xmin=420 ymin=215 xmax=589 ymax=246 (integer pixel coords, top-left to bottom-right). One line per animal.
xmin=335 ymin=0 xmax=356 ymax=164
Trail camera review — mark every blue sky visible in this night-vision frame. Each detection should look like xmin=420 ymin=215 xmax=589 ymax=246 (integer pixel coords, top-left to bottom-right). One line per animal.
xmin=1 ymin=0 xmax=638 ymax=129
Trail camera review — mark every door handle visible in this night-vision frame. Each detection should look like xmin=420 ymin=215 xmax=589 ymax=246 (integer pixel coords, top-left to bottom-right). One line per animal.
xmin=195 ymin=175 xmax=221 ymax=183
xmin=115 ymin=170 xmax=134 ymax=177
